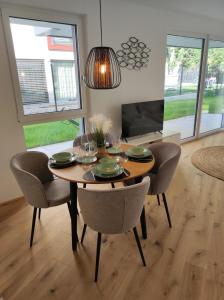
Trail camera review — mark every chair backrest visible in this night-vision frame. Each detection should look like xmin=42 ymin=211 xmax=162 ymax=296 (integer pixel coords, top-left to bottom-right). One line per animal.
xmin=147 ymin=142 xmax=181 ymax=195
xmin=10 ymin=151 xmax=53 ymax=208
xmin=73 ymin=133 xmax=113 ymax=147
xmin=78 ymin=177 xmax=150 ymax=234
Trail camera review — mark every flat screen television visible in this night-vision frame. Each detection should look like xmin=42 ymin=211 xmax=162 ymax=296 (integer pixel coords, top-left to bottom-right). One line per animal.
xmin=121 ymin=100 xmax=164 ymax=138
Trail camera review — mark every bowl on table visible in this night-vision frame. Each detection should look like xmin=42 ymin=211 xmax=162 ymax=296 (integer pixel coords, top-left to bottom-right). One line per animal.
xmin=95 ymin=162 xmax=120 ymax=175
xmin=107 ymin=146 xmax=122 ymax=155
xmin=76 ymin=155 xmax=97 ymax=164
xmin=52 ymin=152 xmax=72 ymax=163
xmin=99 ymin=157 xmax=118 ymax=164
xmin=92 ymin=163 xmax=124 ymax=178
xmin=126 ymin=146 xmax=151 ymax=158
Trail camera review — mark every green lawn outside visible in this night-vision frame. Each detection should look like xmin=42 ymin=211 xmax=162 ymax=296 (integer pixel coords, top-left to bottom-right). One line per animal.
xmin=24 ymin=120 xmax=80 ymax=148
xmin=165 ymin=85 xmax=224 ymax=97
xmin=165 ymin=85 xmax=198 ymax=97
xmin=23 ymin=95 xmax=223 ymax=148
xmin=164 ymin=95 xmax=224 ymax=121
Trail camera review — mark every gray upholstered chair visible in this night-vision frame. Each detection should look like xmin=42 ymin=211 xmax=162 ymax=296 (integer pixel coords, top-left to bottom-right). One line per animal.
xmin=147 ymin=142 xmax=181 ymax=228
xmin=78 ymin=177 xmax=150 ymax=282
xmin=10 ymin=151 xmax=71 ymax=247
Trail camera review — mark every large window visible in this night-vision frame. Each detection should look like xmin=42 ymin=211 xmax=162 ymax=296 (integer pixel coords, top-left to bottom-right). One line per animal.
xmin=200 ymin=40 xmax=224 ymax=133
xmin=9 ymin=17 xmax=82 ymax=117
xmin=2 ymin=8 xmax=86 ymax=151
xmin=164 ymin=35 xmax=204 ymax=139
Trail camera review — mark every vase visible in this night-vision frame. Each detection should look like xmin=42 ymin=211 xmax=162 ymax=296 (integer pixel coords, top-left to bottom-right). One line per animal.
xmin=97 ymin=146 xmax=106 ymax=158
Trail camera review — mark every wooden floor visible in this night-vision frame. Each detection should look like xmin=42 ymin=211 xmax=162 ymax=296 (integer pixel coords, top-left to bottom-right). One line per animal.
xmin=0 ymin=132 xmax=224 ymax=300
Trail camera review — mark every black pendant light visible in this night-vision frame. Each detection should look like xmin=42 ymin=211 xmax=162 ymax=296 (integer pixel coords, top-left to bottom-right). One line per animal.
xmin=84 ymin=0 xmax=121 ymax=89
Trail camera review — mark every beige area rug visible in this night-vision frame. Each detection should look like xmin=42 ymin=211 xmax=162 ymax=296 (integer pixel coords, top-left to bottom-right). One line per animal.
xmin=191 ymin=146 xmax=224 ymax=181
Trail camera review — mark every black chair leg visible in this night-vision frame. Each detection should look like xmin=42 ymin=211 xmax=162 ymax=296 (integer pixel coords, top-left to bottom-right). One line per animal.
xmin=30 ymin=207 xmax=37 ymax=248
xmin=67 ymin=201 xmax=79 ymax=216
xmin=111 ymin=183 xmax=115 ymax=188
xmin=95 ymin=232 xmax=102 ymax=282
xmin=133 ymin=227 xmax=146 ymax=266
xmin=157 ymin=194 xmax=160 ymax=206
xmin=162 ymin=193 xmax=172 ymax=228
xmin=140 ymin=206 xmax=147 ymax=239
xmin=38 ymin=208 xmax=41 ymax=219
xmin=81 ymin=224 xmax=87 ymax=244
xmin=67 ymin=202 xmax=72 ymax=218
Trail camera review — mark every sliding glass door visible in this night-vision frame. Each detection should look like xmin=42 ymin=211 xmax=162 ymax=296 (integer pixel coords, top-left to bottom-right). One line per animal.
xmin=164 ymin=35 xmax=204 ymax=139
xmin=200 ymin=40 xmax=224 ymax=133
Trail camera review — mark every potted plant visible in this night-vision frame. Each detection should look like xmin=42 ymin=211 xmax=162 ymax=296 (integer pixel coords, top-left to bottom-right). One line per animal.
xmin=89 ymin=114 xmax=112 ymax=152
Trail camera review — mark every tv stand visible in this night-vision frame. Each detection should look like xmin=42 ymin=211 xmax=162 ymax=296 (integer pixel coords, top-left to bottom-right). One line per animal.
xmin=124 ymin=130 xmax=180 ymax=146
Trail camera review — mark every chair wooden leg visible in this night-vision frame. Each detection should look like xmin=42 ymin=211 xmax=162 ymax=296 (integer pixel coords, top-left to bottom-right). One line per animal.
xmin=156 ymin=194 xmax=160 ymax=206
xmin=81 ymin=224 xmax=87 ymax=244
xmin=133 ymin=227 xmax=146 ymax=266
xmin=38 ymin=208 xmax=41 ymax=219
xmin=111 ymin=183 xmax=115 ymax=188
xmin=95 ymin=232 xmax=102 ymax=282
xmin=162 ymin=193 xmax=172 ymax=228
xmin=30 ymin=207 xmax=37 ymax=248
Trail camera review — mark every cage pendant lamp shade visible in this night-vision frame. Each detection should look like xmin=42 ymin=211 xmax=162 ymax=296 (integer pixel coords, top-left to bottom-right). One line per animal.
xmin=85 ymin=46 xmax=121 ymax=89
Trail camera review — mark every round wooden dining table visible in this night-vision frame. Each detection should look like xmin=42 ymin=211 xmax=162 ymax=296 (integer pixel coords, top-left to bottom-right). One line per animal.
xmin=49 ymin=143 xmax=155 ymax=251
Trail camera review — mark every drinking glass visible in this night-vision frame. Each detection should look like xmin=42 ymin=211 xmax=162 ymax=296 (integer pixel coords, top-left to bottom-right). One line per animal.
xmin=79 ymin=135 xmax=89 ymax=157
xmin=87 ymin=140 xmax=97 ymax=157
xmin=113 ymin=134 xmax=122 ymax=149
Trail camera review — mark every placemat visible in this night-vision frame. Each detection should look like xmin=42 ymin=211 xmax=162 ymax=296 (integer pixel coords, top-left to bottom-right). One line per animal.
xmin=83 ymin=168 xmax=130 ymax=182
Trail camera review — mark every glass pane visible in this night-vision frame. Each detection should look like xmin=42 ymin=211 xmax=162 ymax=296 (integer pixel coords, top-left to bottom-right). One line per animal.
xmin=164 ymin=35 xmax=204 ymax=139
xmin=23 ymin=118 xmax=84 ymax=155
xmin=200 ymin=40 xmax=224 ymax=133
xmin=9 ymin=17 xmax=81 ymax=115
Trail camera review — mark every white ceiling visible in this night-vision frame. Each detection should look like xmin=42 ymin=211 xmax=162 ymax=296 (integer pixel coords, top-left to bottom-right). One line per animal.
xmin=124 ymin=0 xmax=224 ymax=22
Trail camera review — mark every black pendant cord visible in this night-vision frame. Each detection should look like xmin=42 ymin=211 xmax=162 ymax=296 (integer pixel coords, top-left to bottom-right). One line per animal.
xmin=99 ymin=0 xmax=103 ymax=46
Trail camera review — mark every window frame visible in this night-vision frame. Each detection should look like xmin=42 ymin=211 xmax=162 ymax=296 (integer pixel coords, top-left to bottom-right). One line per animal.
xmin=1 ymin=5 xmax=87 ymax=125
xmin=165 ymin=30 xmax=224 ymax=143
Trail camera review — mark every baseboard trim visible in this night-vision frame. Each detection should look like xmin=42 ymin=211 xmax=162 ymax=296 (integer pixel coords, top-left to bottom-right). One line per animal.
xmin=0 ymin=197 xmax=26 ymax=222
xmin=0 ymin=196 xmax=25 ymax=207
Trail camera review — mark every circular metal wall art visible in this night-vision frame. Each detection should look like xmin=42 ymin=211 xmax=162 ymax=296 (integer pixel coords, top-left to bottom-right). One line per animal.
xmin=116 ymin=37 xmax=151 ymax=71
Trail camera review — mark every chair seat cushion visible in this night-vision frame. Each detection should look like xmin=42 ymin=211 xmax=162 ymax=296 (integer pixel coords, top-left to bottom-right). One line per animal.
xmin=44 ymin=178 xmax=70 ymax=207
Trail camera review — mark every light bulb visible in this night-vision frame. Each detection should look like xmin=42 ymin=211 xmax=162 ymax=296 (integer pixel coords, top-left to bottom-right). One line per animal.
xmin=100 ymin=64 xmax=106 ymax=74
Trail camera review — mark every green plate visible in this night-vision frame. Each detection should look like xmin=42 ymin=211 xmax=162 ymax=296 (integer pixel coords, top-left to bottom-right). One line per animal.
xmin=107 ymin=147 xmax=122 ymax=154
xmin=50 ymin=155 xmax=77 ymax=165
xmin=77 ymin=156 xmax=97 ymax=164
xmin=99 ymin=157 xmax=118 ymax=164
xmin=92 ymin=166 xmax=124 ymax=178
xmin=125 ymin=151 xmax=151 ymax=159
xmin=52 ymin=152 xmax=72 ymax=163
xmin=126 ymin=147 xmax=151 ymax=158
xmin=95 ymin=163 xmax=119 ymax=175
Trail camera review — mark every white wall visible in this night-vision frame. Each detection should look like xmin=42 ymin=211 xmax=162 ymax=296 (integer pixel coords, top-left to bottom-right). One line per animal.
xmin=0 ymin=17 xmax=26 ymax=201
xmin=0 ymin=0 xmax=224 ymax=202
